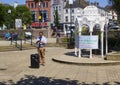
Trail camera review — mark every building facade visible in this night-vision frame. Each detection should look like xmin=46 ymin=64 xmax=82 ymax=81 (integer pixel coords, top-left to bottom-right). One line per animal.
xmin=50 ymin=0 xmax=67 ymax=27
xmin=63 ymin=0 xmax=88 ymax=33
xmin=26 ymin=0 xmax=51 ymax=28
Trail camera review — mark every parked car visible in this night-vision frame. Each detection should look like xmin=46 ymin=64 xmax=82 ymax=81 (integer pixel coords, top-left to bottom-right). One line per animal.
xmin=108 ymin=20 xmax=120 ymax=30
xmin=109 ymin=25 xmax=120 ymax=30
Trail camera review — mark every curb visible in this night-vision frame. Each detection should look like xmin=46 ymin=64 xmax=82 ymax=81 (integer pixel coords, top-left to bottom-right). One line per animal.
xmin=52 ymin=58 xmax=120 ymax=66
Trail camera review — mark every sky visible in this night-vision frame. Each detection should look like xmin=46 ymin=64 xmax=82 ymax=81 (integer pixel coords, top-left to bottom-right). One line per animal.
xmin=0 ymin=0 xmax=109 ymax=7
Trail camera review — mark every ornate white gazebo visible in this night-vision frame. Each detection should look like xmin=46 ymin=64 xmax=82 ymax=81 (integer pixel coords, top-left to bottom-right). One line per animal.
xmin=75 ymin=5 xmax=108 ymax=58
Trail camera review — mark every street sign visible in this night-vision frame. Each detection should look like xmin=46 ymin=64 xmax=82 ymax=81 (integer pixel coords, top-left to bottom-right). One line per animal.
xmin=15 ymin=19 xmax=22 ymax=28
xmin=79 ymin=35 xmax=98 ymax=49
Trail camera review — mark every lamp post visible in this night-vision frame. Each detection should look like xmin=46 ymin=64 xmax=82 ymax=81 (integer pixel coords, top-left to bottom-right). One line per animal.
xmin=68 ymin=0 xmax=73 ymax=48
xmin=69 ymin=0 xmax=73 ymax=37
xmin=38 ymin=0 xmax=41 ymax=28
xmin=8 ymin=9 xmax=11 ymax=29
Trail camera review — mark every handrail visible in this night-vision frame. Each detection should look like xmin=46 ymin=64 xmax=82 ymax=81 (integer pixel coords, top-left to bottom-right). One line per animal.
xmin=10 ymin=32 xmax=36 ymax=51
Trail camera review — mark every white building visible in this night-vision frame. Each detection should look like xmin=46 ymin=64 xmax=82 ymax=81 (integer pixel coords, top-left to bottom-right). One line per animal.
xmin=50 ymin=0 xmax=67 ymax=26
xmin=63 ymin=0 xmax=118 ymax=34
xmin=63 ymin=0 xmax=89 ymax=33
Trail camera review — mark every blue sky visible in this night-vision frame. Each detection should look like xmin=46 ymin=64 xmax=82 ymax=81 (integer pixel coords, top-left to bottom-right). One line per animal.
xmin=1 ymin=0 xmax=109 ymax=7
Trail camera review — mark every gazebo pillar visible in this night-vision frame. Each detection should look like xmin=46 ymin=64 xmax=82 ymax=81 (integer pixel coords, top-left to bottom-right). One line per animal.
xmin=90 ymin=32 xmax=92 ymax=58
xmin=100 ymin=21 xmax=105 ymax=58
xmin=78 ymin=22 xmax=82 ymax=58
xmin=101 ymin=31 xmax=104 ymax=58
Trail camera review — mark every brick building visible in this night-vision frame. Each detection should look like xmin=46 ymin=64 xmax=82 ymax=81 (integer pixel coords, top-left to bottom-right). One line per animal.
xmin=26 ymin=0 xmax=51 ymax=28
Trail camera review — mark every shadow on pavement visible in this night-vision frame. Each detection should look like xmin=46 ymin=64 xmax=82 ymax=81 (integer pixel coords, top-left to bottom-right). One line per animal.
xmin=0 ymin=75 xmax=79 ymax=85
xmin=0 ymin=75 xmax=120 ymax=85
xmin=64 ymin=51 xmax=90 ymax=58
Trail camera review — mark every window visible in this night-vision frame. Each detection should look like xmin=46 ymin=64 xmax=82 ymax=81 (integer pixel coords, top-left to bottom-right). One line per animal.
xmin=43 ymin=2 xmax=45 ymax=8
xmin=53 ymin=7 xmax=55 ymax=11
xmin=31 ymin=3 xmax=35 ymax=8
xmin=46 ymin=2 xmax=48 ymax=8
xmin=71 ymin=16 xmax=74 ymax=22
xmin=40 ymin=10 xmax=48 ymax=22
xmin=59 ymin=6 xmax=61 ymax=11
xmin=65 ymin=16 xmax=68 ymax=22
xmin=31 ymin=11 xmax=37 ymax=22
xmin=56 ymin=6 xmax=58 ymax=10
xmin=28 ymin=3 xmax=30 ymax=8
xmin=77 ymin=8 xmax=80 ymax=13
xmin=66 ymin=9 xmax=68 ymax=13
xmin=72 ymin=9 xmax=74 ymax=13
xmin=59 ymin=15 xmax=61 ymax=20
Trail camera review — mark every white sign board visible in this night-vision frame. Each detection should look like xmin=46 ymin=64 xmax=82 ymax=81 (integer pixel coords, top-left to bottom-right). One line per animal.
xmin=79 ymin=36 xmax=98 ymax=49
xmin=15 ymin=19 xmax=22 ymax=28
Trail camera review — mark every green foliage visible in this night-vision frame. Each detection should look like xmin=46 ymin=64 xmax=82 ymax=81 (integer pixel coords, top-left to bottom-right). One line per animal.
xmin=15 ymin=6 xmax=32 ymax=25
xmin=109 ymin=0 xmax=120 ymax=24
xmin=82 ymin=27 xmax=88 ymax=35
xmin=0 ymin=5 xmax=32 ymax=29
xmin=0 ymin=4 xmax=5 ymax=26
xmin=3 ymin=5 xmax=15 ymax=29
xmin=61 ymin=37 xmax=68 ymax=43
xmin=54 ymin=10 xmax=59 ymax=28
xmin=9 ymin=29 xmax=15 ymax=33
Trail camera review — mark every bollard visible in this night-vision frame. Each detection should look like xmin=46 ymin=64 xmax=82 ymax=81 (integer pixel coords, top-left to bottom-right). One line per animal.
xmin=20 ymin=39 xmax=22 ymax=50
xmin=15 ymin=40 xmax=17 ymax=47
xmin=31 ymin=35 xmax=32 ymax=45
xmin=11 ymin=38 xmax=12 ymax=45
xmin=24 ymin=33 xmax=26 ymax=44
xmin=10 ymin=33 xmax=12 ymax=45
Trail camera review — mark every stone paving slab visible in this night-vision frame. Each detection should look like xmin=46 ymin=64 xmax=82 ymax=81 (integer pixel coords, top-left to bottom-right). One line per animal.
xmin=0 ymin=47 xmax=120 ymax=84
xmin=0 ymin=64 xmax=7 ymax=70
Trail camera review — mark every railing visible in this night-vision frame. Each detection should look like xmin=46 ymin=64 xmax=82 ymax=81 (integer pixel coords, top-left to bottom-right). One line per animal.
xmin=10 ymin=32 xmax=36 ymax=51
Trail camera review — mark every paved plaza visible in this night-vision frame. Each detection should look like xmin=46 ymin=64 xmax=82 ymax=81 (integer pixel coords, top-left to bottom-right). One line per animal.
xmin=0 ymin=46 xmax=120 ymax=85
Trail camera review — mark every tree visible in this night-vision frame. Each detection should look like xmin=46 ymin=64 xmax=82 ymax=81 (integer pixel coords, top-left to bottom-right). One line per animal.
xmin=109 ymin=0 xmax=120 ymax=14
xmin=15 ymin=5 xmax=32 ymax=26
xmin=109 ymin=0 xmax=120 ymax=23
xmin=54 ymin=10 xmax=59 ymax=28
xmin=0 ymin=4 xmax=5 ymax=26
xmin=3 ymin=5 xmax=15 ymax=29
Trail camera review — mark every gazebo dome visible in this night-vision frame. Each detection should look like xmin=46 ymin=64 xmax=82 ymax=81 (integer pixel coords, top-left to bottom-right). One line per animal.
xmin=82 ymin=5 xmax=99 ymax=16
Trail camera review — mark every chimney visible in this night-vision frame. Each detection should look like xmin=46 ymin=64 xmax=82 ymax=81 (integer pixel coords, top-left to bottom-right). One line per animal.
xmin=94 ymin=2 xmax=99 ymax=6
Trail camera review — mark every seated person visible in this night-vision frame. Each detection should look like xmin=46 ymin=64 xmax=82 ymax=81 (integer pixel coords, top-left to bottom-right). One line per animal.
xmin=12 ymin=32 xmax=18 ymax=41
xmin=25 ymin=32 xmax=32 ymax=39
xmin=4 ymin=32 xmax=11 ymax=40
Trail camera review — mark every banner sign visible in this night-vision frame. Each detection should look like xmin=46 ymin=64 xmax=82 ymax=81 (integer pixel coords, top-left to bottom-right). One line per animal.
xmin=15 ymin=19 xmax=22 ymax=28
xmin=79 ymin=35 xmax=98 ymax=49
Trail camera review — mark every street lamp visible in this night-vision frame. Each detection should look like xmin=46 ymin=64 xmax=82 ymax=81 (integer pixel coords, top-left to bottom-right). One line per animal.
xmin=8 ymin=9 xmax=11 ymax=29
xmin=67 ymin=0 xmax=73 ymax=48
xmin=38 ymin=0 xmax=41 ymax=28
xmin=38 ymin=0 xmax=43 ymax=29
xmin=69 ymin=0 xmax=73 ymax=37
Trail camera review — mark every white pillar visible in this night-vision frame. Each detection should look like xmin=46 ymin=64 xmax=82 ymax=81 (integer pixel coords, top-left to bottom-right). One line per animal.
xmin=105 ymin=25 xmax=108 ymax=54
xmin=90 ymin=32 xmax=92 ymax=58
xmin=75 ymin=32 xmax=78 ymax=56
xmin=105 ymin=19 xmax=108 ymax=54
xmin=78 ymin=32 xmax=81 ymax=58
xmin=101 ymin=31 xmax=104 ymax=58
xmin=75 ymin=48 xmax=77 ymax=56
